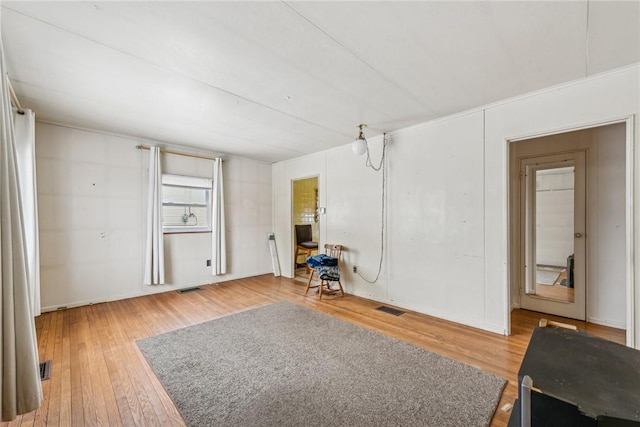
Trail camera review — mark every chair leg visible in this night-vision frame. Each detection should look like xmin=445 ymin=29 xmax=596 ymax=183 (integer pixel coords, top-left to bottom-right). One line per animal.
xmin=305 ymin=269 xmax=315 ymax=295
xmin=294 ymin=247 xmax=301 ymax=269
xmin=324 ymin=280 xmax=344 ymax=297
xmin=305 ymin=249 xmax=312 ymax=274
xmin=319 ymin=279 xmax=324 ymax=300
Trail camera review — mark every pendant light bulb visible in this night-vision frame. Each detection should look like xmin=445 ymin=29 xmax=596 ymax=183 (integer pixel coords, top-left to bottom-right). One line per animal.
xmin=352 ymin=124 xmax=368 ymax=156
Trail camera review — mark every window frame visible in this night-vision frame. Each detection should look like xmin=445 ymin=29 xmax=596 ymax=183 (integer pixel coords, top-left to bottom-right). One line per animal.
xmin=161 ymin=174 xmax=213 ymax=234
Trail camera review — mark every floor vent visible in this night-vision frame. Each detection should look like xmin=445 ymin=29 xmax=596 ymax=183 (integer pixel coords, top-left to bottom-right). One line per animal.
xmin=177 ymin=286 xmax=202 ymax=294
xmin=376 ymin=306 xmax=405 ymax=316
xmin=40 ymin=360 xmax=52 ymax=381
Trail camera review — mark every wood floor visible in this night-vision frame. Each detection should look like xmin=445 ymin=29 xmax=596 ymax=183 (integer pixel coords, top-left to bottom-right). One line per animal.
xmin=535 ymin=270 xmax=575 ymax=302
xmin=4 ymin=274 xmax=625 ymax=427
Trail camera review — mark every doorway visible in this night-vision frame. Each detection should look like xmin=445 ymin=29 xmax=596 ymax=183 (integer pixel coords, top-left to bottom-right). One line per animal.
xmin=509 ymin=123 xmax=627 ymax=327
xmin=292 ymin=176 xmax=319 ymax=282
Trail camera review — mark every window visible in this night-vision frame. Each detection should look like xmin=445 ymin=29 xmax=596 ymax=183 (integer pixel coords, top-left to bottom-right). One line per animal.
xmin=162 ymin=174 xmax=212 ymax=233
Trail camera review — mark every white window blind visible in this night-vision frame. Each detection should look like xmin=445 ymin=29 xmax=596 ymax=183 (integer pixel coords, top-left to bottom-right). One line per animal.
xmin=161 ymin=174 xmax=212 ymax=233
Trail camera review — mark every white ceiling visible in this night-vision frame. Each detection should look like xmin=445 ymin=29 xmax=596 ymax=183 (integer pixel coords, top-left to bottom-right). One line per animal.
xmin=1 ymin=1 xmax=638 ymax=163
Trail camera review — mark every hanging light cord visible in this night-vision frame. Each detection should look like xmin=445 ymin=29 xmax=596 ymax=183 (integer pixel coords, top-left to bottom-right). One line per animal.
xmin=357 ymin=133 xmax=387 ymax=284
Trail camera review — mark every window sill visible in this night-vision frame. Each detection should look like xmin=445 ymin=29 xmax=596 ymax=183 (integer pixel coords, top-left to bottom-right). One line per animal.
xmin=163 ymin=230 xmax=212 ymax=235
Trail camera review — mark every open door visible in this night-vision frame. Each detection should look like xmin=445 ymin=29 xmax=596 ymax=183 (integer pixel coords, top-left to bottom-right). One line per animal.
xmin=519 ymin=151 xmax=586 ymax=320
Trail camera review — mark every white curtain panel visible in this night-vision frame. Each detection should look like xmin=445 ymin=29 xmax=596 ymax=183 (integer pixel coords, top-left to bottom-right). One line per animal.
xmin=0 ymin=48 xmax=43 ymax=420
xmin=13 ymin=109 xmax=40 ymax=317
xmin=211 ymin=158 xmax=226 ymax=275
xmin=143 ymin=146 xmax=165 ymax=285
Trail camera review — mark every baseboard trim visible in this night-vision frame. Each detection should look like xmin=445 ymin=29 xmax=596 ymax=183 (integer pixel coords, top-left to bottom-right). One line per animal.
xmin=40 ymin=269 xmax=272 ymax=313
xmin=348 ymin=290 xmax=506 ymax=336
xmin=587 ymin=316 xmax=626 ymax=330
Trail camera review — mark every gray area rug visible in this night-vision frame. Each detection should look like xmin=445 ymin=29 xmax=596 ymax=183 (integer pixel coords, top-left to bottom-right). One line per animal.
xmin=137 ymin=302 xmax=506 ymax=427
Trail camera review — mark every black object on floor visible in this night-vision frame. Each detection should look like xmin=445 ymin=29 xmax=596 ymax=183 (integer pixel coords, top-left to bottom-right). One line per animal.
xmin=566 ymin=254 xmax=575 ymax=288
xmin=508 ymin=326 xmax=640 ymax=426
xmin=40 ymin=360 xmax=52 ymax=381
xmin=376 ymin=306 xmax=405 ymax=316
xmin=177 ymin=287 xmax=202 ymax=294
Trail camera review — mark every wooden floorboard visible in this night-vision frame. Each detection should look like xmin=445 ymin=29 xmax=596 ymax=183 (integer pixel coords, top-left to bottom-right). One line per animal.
xmin=4 ymin=274 xmax=625 ymax=427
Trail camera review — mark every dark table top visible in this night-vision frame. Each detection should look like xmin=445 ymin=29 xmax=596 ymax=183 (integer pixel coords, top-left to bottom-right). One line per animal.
xmin=519 ymin=327 xmax=640 ymax=421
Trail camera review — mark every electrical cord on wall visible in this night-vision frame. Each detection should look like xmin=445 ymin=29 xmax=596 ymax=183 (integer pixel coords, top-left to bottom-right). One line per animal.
xmin=182 ymin=207 xmax=198 ymax=226
xmin=357 ymin=133 xmax=387 ymax=284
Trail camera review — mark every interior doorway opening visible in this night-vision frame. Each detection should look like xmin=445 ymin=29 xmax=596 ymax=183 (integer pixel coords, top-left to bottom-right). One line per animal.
xmin=291 ymin=176 xmax=319 ymax=283
xmin=509 ymin=122 xmax=627 ymax=332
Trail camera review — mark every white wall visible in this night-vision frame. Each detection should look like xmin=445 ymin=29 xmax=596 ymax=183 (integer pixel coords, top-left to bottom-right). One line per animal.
xmin=275 ymin=111 xmax=497 ymax=332
xmin=486 ymin=65 xmax=638 ymax=344
xmin=273 ymin=64 xmax=640 ymax=342
xmin=36 ymin=122 xmax=272 ymax=311
xmin=387 ymin=112 xmax=487 ymax=325
xmin=590 ymin=124 xmax=627 ymax=327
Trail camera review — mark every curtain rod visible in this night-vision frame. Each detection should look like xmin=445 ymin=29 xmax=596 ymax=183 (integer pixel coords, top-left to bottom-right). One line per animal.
xmin=7 ymin=77 xmax=25 ymax=115
xmin=135 ymin=144 xmax=221 ymax=161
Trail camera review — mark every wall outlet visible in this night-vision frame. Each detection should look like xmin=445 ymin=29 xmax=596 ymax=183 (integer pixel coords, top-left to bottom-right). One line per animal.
xmin=353 ymin=266 xmax=357 ymax=273
xmin=206 ymin=259 xmax=211 ymax=267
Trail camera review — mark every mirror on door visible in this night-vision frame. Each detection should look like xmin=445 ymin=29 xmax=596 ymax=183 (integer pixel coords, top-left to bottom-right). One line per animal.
xmin=526 ymin=165 xmax=575 ymax=303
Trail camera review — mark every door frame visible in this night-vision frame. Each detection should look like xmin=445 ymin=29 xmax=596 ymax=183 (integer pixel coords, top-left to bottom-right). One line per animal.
xmin=290 ymin=174 xmax=320 ymax=278
xmin=506 ymin=115 xmax=635 ymax=347
xmin=519 ymin=151 xmax=586 ymax=320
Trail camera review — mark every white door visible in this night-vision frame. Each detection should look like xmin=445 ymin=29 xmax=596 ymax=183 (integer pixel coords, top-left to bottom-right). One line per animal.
xmin=519 ymin=151 xmax=586 ymax=320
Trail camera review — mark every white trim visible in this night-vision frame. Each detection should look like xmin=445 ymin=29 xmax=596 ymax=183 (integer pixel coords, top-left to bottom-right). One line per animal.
xmin=40 ymin=270 xmax=272 ymax=313
xmin=349 ymin=289 xmax=506 ymax=335
xmin=624 ymin=115 xmax=635 ymax=348
xmin=161 ymin=174 xmax=213 ymax=233
xmin=35 ymin=119 xmax=229 ymax=159
xmin=502 ymin=115 xmax=511 ymax=336
xmin=507 ymin=116 xmax=636 ymax=144
xmin=389 ymin=64 xmax=640 ymax=141
xmin=275 ymin=64 xmax=640 ymax=170
xmin=162 ymin=173 xmax=212 ymax=188
xmin=34 ymin=120 xmax=274 ymax=166
xmin=587 ymin=316 xmax=626 ymax=330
